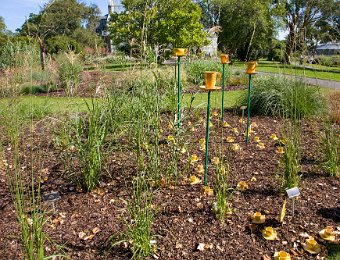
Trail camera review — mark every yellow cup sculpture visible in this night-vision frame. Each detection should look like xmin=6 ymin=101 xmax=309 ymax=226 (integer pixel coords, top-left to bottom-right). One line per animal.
xmin=173 ymin=48 xmax=188 ymax=57
xmin=246 ymin=61 xmax=257 ymax=74
xmin=204 ymin=71 xmax=221 ymax=89
xmin=220 ymin=54 xmax=229 ymax=64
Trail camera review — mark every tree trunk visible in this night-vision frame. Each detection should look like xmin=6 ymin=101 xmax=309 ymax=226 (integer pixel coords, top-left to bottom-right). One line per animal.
xmin=284 ymin=24 xmax=296 ymax=64
xmin=38 ymin=38 xmax=46 ymax=70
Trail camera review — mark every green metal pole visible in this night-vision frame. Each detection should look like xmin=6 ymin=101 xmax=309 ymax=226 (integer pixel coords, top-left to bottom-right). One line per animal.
xmin=177 ymin=56 xmax=181 ymax=132
xmin=221 ymin=63 xmax=225 ymax=122
xmin=246 ymin=74 xmax=252 ymax=144
xmin=204 ymin=90 xmax=211 ymax=186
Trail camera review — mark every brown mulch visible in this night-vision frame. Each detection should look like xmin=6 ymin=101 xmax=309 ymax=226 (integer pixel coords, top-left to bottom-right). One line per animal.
xmin=0 ymin=109 xmax=339 ymax=259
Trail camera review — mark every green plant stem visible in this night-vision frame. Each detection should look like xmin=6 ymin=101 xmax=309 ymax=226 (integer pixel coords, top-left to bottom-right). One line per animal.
xmin=204 ymin=90 xmax=211 ymax=186
xmin=246 ymin=74 xmax=252 ymax=143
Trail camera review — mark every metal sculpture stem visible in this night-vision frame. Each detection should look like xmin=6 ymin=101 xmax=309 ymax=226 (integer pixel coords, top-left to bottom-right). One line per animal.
xmin=221 ymin=63 xmax=225 ymax=122
xmin=177 ymin=56 xmax=181 ymax=132
xmin=246 ymin=74 xmax=252 ymax=143
xmin=204 ymin=90 xmax=211 ymax=186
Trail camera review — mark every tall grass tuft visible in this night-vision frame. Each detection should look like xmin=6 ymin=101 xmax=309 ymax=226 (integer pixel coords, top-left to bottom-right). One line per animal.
xmin=126 ymin=175 xmax=154 ymax=259
xmin=279 ymin=122 xmax=301 ymax=189
xmin=238 ymin=75 xmax=325 ymax=119
xmin=214 ymin=159 xmax=233 ymax=221
xmin=66 ymin=100 xmax=108 ymax=191
xmin=2 ymin=100 xmax=46 ymax=259
xmin=321 ymin=121 xmax=339 ymax=177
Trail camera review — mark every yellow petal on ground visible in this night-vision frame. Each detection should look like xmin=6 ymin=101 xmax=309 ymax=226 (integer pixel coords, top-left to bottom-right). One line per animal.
xmin=212 ymin=157 xmax=220 ymax=165
xmin=276 ymin=147 xmax=284 ymax=154
xmin=190 ymin=175 xmax=201 ymax=185
xmin=199 ymin=138 xmax=205 ymax=145
xmin=197 ymin=164 xmax=204 ymax=174
xmin=254 ymin=136 xmax=261 ymax=143
xmin=237 ymin=181 xmax=248 ymax=191
xmin=232 ymin=128 xmax=239 ymax=135
xmin=223 ymin=121 xmax=230 ymax=128
xmin=227 ymin=136 xmax=235 ymax=143
xmin=203 ymin=186 xmax=214 ymax=196
xmin=270 ymin=133 xmax=278 ymax=140
xmin=239 ymin=118 xmax=246 ymax=124
xmin=167 ymin=135 xmax=175 ymax=143
xmin=209 ymin=121 xmax=214 ymax=128
xmin=190 ymin=154 xmax=199 ymax=164
xmin=92 ymin=227 xmax=100 ymax=234
xmin=251 ymin=122 xmax=258 ymax=128
xmin=232 ymin=143 xmax=240 ymax=151
xmin=212 ymin=111 xmax=219 ymax=117
xmin=280 ymin=199 xmax=286 ymax=223
xmin=257 ymin=142 xmax=265 ymax=149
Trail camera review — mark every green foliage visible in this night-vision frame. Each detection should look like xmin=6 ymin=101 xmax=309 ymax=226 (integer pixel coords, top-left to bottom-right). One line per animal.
xmin=238 ymin=76 xmax=325 ymax=119
xmin=110 ymin=0 xmax=208 ymax=58
xmin=267 ymin=40 xmax=285 ymax=62
xmin=219 ymin=0 xmax=274 ymax=60
xmin=279 ymin=123 xmax=301 ymax=189
xmin=1 ymin=101 xmax=46 ymax=260
xmin=185 ymin=59 xmax=228 ymax=85
xmin=46 ymin=35 xmax=82 ymax=54
xmin=321 ymin=121 xmax=339 ymax=177
xmin=68 ymin=100 xmax=108 ymax=192
xmin=55 ymin=52 xmax=83 ymax=94
xmin=126 ymin=176 xmax=154 ymax=259
xmin=0 ymin=41 xmax=40 ymax=69
xmin=314 ymin=55 xmax=340 ymax=67
xmin=214 ymin=161 xmax=233 ymax=221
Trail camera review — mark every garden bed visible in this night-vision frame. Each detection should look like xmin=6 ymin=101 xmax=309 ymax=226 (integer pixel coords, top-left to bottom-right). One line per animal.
xmin=0 ymin=110 xmax=338 ymax=259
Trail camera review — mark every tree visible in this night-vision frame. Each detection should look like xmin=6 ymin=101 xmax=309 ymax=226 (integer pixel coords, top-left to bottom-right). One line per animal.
xmin=0 ymin=16 xmax=8 ymax=46
xmin=195 ymin=0 xmax=226 ymax=28
xmin=109 ymin=0 xmax=208 ymax=58
xmin=219 ymin=0 xmax=274 ymax=60
xmin=19 ymin=0 xmax=101 ymax=69
xmin=273 ymin=0 xmax=335 ymax=64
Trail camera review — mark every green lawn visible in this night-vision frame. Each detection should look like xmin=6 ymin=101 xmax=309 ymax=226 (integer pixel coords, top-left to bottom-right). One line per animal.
xmin=183 ymin=90 xmax=245 ymax=109
xmin=232 ymin=60 xmax=340 ymax=81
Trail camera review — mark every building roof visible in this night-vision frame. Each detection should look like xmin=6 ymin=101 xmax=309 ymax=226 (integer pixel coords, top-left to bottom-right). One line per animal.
xmin=316 ymin=42 xmax=340 ymax=50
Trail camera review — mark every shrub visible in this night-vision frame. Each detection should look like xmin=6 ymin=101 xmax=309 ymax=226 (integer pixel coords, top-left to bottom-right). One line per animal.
xmin=238 ymin=75 xmax=325 ymax=120
xmin=55 ymin=51 xmax=83 ymax=94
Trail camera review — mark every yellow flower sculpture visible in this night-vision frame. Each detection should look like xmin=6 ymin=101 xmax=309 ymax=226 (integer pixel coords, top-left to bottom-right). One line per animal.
xmin=232 ymin=128 xmax=239 ymax=135
xmin=203 ymin=186 xmax=214 ymax=196
xmin=262 ymin=227 xmax=278 ymax=240
xmin=212 ymin=157 xmax=220 ymax=165
xmin=303 ymin=236 xmax=321 ymax=254
xmin=274 ymin=251 xmax=291 ymax=260
xmin=167 ymin=135 xmax=175 ymax=143
xmin=237 ymin=181 xmax=248 ymax=191
xmin=257 ymin=142 xmax=265 ymax=149
xmin=232 ymin=143 xmax=240 ymax=151
xmin=197 ymin=164 xmax=204 ymax=174
xmin=319 ymin=227 xmax=336 ymax=241
xmin=254 ymin=136 xmax=261 ymax=143
xmin=190 ymin=175 xmax=201 ymax=185
xmin=227 ymin=136 xmax=235 ymax=143
xmin=251 ymin=212 xmax=265 ymax=224
xmin=276 ymin=147 xmax=284 ymax=154
xmin=190 ymin=154 xmax=199 ymax=165
xmin=270 ymin=133 xmax=278 ymax=140
xmin=223 ymin=121 xmax=230 ymax=128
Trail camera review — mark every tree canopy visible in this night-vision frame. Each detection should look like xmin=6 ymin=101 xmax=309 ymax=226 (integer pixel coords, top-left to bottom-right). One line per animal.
xmin=109 ymin=0 xmax=208 ymax=57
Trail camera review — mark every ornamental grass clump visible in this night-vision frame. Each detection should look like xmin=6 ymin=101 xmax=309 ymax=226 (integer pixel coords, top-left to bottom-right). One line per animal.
xmin=321 ymin=121 xmax=339 ymax=177
xmin=67 ymin=100 xmax=108 ymax=192
xmin=279 ymin=122 xmax=301 ymax=189
xmin=239 ymin=75 xmax=325 ymax=120
xmin=126 ymin=175 xmax=154 ymax=259
xmin=214 ymin=160 xmax=233 ymax=221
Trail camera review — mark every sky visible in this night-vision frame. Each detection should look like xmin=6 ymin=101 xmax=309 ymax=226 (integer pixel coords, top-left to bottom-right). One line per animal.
xmin=0 ymin=0 xmax=112 ymax=32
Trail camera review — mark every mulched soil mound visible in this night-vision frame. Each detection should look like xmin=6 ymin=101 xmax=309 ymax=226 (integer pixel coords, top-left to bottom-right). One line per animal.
xmin=0 ymin=110 xmax=339 ymax=259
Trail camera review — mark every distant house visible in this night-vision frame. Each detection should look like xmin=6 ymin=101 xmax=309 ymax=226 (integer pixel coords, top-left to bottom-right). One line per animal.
xmin=96 ymin=0 xmax=124 ymax=52
xmin=316 ymin=42 xmax=340 ymax=56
